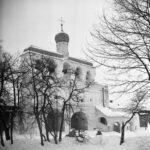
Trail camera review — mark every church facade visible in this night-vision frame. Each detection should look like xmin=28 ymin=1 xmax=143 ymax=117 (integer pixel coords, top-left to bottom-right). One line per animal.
xmin=21 ymin=25 xmax=138 ymax=133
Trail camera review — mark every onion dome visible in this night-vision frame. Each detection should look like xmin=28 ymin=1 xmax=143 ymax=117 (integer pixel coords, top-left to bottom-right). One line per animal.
xmin=55 ymin=32 xmax=69 ymax=43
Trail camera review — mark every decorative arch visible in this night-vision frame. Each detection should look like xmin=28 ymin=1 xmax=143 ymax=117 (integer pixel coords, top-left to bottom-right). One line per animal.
xmin=99 ymin=117 xmax=107 ymax=125
xmin=62 ymin=62 xmax=71 ymax=74
xmin=86 ymin=70 xmax=92 ymax=81
xmin=113 ymin=122 xmax=120 ymax=133
xmin=75 ymin=67 xmax=82 ymax=78
xmin=46 ymin=58 xmax=57 ymax=73
xmin=71 ymin=111 xmax=88 ymax=130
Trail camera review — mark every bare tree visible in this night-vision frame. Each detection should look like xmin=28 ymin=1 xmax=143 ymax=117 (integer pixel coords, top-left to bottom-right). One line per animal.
xmin=36 ymin=58 xmax=90 ymax=143
xmin=34 ymin=56 xmax=58 ymax=143
xmin=20 ymin=51 xmax=92 ymax=145
xmin=120 ymin=91 xmax=147 ymax=145
xmin=0 ymin=52 xmax=12 ymax=100
xmin=87 ymin=0 xmax=150 ymax=95
xmin=0 ymin=50 xmax=21 ymax=146
xmin=0 ymin=52 xmax=13 ymax=147
xmin=58 ymin=68 xmax=91 ymax=142
xmin=26 ymin=52 xmax=45 ymax=146
xmin=21 ymin=53 xmax=63 ymax=144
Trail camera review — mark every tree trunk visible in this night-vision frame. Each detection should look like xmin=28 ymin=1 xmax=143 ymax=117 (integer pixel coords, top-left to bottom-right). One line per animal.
xmin=36 ymin=114 xmax=44 ymax=146
xmin=43 ymin=111 xmax=50 ymax=142
xmin=5 ymin=127 xmax=10 ymax=140
xmin=59 ymin=104 xmax=65 ymax=142
xmin=0 ymin=133 xmax=5 ymax=146
xmin=54 ymin=134 xmax=58 ymax=144
xmin=120 ymin=122 xmax=125 ymax=145
xmin=10 ymin=114 xmax=14 ymax=144
xmin=42 ymin=93 xmax=50 ymax=142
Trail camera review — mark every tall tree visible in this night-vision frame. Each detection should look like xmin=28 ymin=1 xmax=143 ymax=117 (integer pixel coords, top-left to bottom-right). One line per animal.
xmin=88 ymin=0 xmax=150 ymax=95
xmin=120 ymin=91 xmax=147 ymax=145
xmin=0 ymin=51 xmax=12 ymax=146
xmin=20 ymin=52 xmax=91 ymax=145
xmin=34 ymin=56 xmax=57 ymax=143
xmin=0 ymin=49 xmax=21 ymax=146
xmin=58 ymin=68 xmax=90 ymax=142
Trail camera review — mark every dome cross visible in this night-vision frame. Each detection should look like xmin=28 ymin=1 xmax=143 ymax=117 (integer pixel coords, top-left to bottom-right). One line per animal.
xmin=59 ymin=17 xmax=65 ymax=32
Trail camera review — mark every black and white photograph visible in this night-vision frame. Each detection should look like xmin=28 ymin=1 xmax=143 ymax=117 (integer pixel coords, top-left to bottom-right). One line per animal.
xmin=1 ymin=0 xmax=150 ymax=150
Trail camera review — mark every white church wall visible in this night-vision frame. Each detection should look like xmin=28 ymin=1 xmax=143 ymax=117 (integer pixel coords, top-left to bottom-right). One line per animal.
xmin=67 ymin=59 xmax=95 ymax=82
xmin=20 ymin=30 xmax=112 ymax=133
xmin=83 ymin=84 xmax=109 ymax=107
xmin=130 ymin=114 xmax=140 ymax=131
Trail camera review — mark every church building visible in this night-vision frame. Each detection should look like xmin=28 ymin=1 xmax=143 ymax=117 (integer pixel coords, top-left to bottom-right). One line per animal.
xmin=21 ymin=23 xmax=135 ymax=133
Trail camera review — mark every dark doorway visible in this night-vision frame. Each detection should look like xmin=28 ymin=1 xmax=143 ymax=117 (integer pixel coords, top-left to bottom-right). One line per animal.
xmin=113 ymin=122 xmax=120 ymax=133
xmin=71 ymin=112 xmax=88 ymax=130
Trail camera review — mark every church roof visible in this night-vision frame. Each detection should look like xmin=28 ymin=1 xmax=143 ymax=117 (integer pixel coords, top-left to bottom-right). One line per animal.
xmin=69 ymin=57 xmax=93 ymax=66
xmin=96 ymin=105 xmax=128 ymax=117
xmin=23 ymin=46 xmax=93 ymax=66
xmin=24 ymin=46 xmax=63 ymax=58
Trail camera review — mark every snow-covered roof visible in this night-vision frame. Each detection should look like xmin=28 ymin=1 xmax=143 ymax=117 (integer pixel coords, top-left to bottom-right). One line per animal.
xmin=95 ymin=105 xmax=127 ymax=117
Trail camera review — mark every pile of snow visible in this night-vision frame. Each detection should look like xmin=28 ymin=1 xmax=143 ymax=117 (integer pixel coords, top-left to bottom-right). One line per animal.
xmin=1 ymin=129 xmax=150 ymax=150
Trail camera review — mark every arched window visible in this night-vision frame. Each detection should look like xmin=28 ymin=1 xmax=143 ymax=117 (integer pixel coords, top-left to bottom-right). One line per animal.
xmin=46 ymin=58 xmax=57 ymax=73
xmin=99 ymin=117 xmax=107 ymax=125
xmin=86 ymin=71 xmax=92 ymax=81
xmin=62 ymin=62 xmax=71 ymax=74
xmin=75 ymin=67 xmax=82 ymax=79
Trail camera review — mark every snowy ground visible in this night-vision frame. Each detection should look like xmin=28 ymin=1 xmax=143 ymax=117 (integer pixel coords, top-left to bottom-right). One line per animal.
xmin=1 ymin=129 xmax=150 ymax=150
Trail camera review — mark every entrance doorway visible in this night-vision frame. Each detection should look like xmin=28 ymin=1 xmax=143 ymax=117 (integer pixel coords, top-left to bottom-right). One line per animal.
xmin=113 ymin=122 xmax=120 ymax=133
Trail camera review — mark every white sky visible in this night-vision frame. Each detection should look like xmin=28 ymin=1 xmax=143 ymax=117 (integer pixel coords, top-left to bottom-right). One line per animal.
xmin=1 ymin=0 xmax=111 ymax=57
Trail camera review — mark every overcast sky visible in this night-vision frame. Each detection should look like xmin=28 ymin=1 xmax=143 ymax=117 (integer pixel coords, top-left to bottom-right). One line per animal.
xmin=0 ymin=0 xmax=112 ymax=56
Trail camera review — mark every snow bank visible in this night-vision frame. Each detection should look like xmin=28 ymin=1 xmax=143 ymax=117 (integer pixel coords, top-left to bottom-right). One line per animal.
xmin=1 ymin=130 xmax=150 ymax=150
